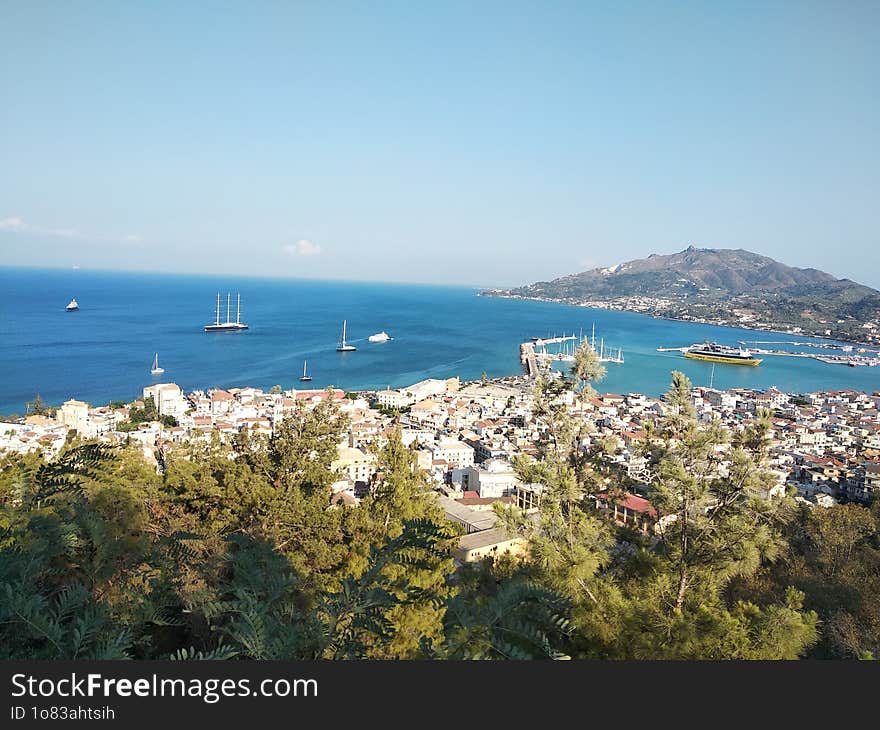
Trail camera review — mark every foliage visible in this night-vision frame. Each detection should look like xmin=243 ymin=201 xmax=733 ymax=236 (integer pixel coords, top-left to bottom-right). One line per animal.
xmin=0 ymin=369 xmax=862 ymax=660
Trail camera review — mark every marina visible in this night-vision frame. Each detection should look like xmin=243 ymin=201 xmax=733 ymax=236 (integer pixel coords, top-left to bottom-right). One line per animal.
xmin=521 ymin=326 xmax=626 ymax=378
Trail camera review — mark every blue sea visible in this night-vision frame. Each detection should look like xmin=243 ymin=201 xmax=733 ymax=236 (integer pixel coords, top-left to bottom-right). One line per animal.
xmin=0 ymin=267 xmax=878 ymax=414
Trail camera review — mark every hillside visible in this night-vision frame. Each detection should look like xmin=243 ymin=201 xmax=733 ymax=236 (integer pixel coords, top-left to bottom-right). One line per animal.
xmin=483 ymin=247 xmax=880 ymax=344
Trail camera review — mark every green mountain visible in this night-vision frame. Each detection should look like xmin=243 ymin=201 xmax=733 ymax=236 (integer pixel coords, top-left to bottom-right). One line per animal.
xmin=484 ymin=247 xmax=880 ymax=343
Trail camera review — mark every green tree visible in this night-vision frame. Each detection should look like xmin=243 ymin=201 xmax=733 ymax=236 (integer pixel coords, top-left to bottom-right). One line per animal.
xmin=360 ymin=429 xmax=455 ymax=657
xmin=571 ymin=339 xmax=606 ymax=395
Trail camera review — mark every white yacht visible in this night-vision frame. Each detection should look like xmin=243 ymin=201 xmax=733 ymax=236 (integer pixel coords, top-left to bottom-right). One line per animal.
xmin=299 ymin=359 xmax=312 ymax=382
xmin=204 ymin=292 xmax=248 ymax=332
xmin=66 ymin=298 xmax=79 ymax=311
xmin=336 ymin=319 xmax=357 ymax=352
xmin=368 ymin=331 xmax=392 ymax=343
xmin=150 ymin=353 xmax=165 ymax=375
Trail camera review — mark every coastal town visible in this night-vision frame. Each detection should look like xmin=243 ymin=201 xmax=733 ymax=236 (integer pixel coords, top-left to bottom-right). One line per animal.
xmin=486 ymin=290 xmax=880 ymax=349
xmin=4 ymin=370 xmax=879 ymax=563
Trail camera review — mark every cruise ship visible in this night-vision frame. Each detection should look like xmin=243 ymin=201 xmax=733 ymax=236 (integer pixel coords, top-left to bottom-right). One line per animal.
xmin=683 ymin=341 xmax=762 ymax=366
xmin=204 ymin=293 xmax=249 ymax=332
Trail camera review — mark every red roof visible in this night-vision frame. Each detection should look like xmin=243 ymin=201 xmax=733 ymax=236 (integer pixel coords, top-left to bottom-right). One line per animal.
xmin=621 ymin=494 xmax=657 ymax=516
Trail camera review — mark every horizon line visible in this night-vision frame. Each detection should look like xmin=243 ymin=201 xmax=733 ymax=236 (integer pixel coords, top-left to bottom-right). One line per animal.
xmin=0 ymin=263 xmax=510 ymax=291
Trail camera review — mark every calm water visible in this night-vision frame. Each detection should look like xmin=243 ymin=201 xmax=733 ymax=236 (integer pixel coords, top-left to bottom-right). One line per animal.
xmin=0 ymin=267 xmax=878 ymax=414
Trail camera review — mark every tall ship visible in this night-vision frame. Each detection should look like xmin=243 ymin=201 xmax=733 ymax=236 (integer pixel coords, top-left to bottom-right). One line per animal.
xmin=204 ymin=293 xmax=248 ymax=332
xmin=66 ymin=298 xmax=79 ymax=311
xmin=683 ymin=341 xmax=762 ymax=366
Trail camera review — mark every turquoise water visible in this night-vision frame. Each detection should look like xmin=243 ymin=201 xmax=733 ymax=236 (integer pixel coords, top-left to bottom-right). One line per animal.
xmin=0 ymin=267 xmax=877 ymax=413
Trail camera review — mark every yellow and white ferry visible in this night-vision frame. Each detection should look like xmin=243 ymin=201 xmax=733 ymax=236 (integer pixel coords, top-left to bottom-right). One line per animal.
xmin=683 ymin=341 xmax=762 ymax=366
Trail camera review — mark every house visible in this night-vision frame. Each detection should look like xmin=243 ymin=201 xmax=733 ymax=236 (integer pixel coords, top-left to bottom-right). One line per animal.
xmin=452 ymin=528 xmax=527 ymax=563
xmin=451 ymin=457 xmax=520 ymax=498
xmin=594 ymin=492 xmax=665 ymax=533
xmin=58 ymin=399 xmax=90 ymax=435
xmin=332 ymin=446 xmax=376 ymax=485
xmin=143 ymin=383 xmax=188 ymax=419
xmin=429 ymin=438 xmax=475 ymax=469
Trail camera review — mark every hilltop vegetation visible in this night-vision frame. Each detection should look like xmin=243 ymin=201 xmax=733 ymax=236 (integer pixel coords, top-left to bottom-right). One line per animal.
xmin=485 ymin=247 xmax=880 ymax=343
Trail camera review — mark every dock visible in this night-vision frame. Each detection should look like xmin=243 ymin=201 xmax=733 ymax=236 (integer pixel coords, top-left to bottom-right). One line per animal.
xmin=522 ymin=330 xmax=626 ymax=377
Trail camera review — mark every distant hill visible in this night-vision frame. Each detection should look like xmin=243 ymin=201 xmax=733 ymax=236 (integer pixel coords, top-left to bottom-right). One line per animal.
xmin=483 ymin=247 xmax=880 ymax=344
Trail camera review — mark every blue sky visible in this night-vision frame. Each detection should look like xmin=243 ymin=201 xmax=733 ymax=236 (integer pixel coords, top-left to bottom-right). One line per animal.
xmin=1 ymin=1 xmax=877 ymax=287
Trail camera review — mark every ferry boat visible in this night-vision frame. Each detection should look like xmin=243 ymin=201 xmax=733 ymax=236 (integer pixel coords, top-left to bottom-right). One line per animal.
xmin=336 ymin=319 xmax=357 ymax=352
xmin=150 ymin=352 xmax=165 ymax=375
xmin=368 ymin=331 xmax=392 ymax=343
xmin=66 ymin=298 xmax=79 ymax=311
xmin=204 ymin=293 xmax=248 ymax=332
xmin=683 ymin=341 xmax=762 ymax=366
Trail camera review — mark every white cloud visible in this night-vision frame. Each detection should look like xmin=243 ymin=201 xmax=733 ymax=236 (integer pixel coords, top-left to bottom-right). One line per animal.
xmin=283 ymin=239 xmax=323 ymax=257
xmin=0 ymin=216 xmax=26 ymax=231
xmin=0 ymin=215 xmax=141 ymax=245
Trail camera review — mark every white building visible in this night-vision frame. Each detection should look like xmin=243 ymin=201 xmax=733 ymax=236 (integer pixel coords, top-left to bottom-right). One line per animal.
xmin=143 ymin=383 xmax=189 ymax=419
xmin=452 ymin=457 xmax=520 ymax=498
xmin=430 ymin=438 xmax=475 ymax=470
xmin=332 ymin=446 xmax=377 ymax=484
xmin=58 ymin=399 xmax=91 ymax=435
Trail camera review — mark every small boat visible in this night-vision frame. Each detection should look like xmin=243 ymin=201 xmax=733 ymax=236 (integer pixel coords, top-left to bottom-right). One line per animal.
xmin=66 ymin=298 xmax=79 ymax=311
xmin=299 ymin=359 xmax=313 ymax=382
xmin=368 ymin=331 xmax=392 ymax=343
xmin=150 ymin=353 xmax=165 ymax=376
xmin=336 ymin=319 xmax=357 ymax=352
xmin=204 ymin=292 xmax=248 ymax=332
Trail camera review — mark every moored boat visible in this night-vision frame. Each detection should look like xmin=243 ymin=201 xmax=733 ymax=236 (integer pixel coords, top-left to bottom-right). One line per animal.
xmin=150 ymin=353 xmax=165 ymax=375
xmin=204 ymin=292 xmax=248 ymax=332
xmin=299 ymin=360 xmax=313 ymax=382
xmin=336 ymin=320 xmax=356 ymax=352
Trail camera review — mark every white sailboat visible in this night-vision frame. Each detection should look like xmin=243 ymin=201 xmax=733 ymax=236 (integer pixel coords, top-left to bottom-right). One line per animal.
xmin=150 ymin=353 xmax=165 ymax=375
xmin=204 ymin=292 xmax=248 ymax=331
xmin=336 ymin=319 xmax=357 ymax=352
xmin=299 ymin=359 xmax=313 ymax=382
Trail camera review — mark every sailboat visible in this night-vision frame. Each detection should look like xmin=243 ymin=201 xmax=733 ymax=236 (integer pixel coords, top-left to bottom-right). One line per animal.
xmin=336 ymin=319 xmax=357 ymax=352
xmin=299 ymin=359 xmax=313 ymax=382
xmin=150 ymin=353 xmax=165 ymax=376
xmin=66 ymin=298 xmax=79 ymax=311
xmin=204 ymin=292 xmax=249 ymax=332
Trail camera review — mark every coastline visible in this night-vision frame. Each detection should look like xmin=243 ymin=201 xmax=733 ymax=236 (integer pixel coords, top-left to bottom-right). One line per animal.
xmin=479 ymin=292 xmax=878 ymax=348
